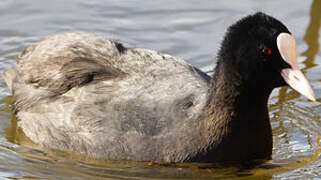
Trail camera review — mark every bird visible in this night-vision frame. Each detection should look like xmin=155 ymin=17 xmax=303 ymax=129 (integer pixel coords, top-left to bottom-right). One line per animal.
xmin=2 ymin=12 xmax=316 ymax=163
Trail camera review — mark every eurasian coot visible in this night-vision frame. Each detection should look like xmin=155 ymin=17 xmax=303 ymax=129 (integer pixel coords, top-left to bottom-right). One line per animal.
xmin=2 ymin=12 xmax=316 ymax=163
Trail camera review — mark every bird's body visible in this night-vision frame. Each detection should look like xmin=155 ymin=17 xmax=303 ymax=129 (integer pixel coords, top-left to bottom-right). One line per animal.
xmin=4 ymin=32 xmax=213 ymax=162
xmin=2 ymin=13 xmax=315 ymax=163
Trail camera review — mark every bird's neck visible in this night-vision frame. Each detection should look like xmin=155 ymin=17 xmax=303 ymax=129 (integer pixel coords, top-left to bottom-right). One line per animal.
xmin=200 ymin=62 xmax=273 ymax=162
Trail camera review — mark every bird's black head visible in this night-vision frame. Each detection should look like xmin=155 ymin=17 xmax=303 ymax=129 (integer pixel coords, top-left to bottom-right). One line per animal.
xmin=216 ymin=12 xmax=315 ymax=100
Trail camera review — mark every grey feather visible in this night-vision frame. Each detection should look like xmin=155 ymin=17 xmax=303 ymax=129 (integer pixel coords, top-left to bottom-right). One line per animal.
xmin=2 ymin=32 xmax=211 ymax=162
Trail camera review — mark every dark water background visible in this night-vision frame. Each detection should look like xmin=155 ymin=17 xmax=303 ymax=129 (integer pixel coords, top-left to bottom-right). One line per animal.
xmin=0 ymin=0 xmax=320 ymax=179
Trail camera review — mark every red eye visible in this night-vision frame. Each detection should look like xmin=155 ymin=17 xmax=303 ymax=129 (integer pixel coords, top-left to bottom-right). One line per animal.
xmin=262 ymin=46 xmax=272 ymax=55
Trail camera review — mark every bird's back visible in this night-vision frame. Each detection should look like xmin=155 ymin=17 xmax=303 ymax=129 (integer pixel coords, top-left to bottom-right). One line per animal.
xmin=3 ymin=32 xmax=211 ymax=161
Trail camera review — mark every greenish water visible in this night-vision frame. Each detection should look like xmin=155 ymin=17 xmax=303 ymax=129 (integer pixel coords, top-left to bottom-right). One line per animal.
xmin=0 ymin=0 xmax=320 ymax=179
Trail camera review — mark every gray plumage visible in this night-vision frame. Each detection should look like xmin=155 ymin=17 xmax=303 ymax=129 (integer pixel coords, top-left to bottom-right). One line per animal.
xmin=3 ymin=32 xmax=211 ymax=162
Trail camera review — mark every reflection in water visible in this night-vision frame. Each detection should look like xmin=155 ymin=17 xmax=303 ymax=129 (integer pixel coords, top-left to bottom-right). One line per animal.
xmin=302 ymin=0 xmax=321 ymax=68
xmin=0 ymin=97 xmax=30 ymax=147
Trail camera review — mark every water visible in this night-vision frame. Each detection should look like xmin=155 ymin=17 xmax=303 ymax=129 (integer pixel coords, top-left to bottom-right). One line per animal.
xmin=0 ymin=0 xmax=320 ymax=179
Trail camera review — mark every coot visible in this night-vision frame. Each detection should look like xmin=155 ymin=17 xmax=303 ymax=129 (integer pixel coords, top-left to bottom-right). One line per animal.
xmin=2 ymin=12 xmax=316 ymax=163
